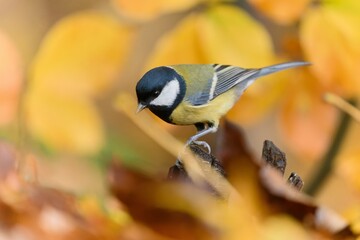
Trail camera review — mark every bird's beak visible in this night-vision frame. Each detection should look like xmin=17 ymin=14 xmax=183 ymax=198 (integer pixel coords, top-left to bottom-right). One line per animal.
xmin=136 ymin=103 xmax=146 ymax=113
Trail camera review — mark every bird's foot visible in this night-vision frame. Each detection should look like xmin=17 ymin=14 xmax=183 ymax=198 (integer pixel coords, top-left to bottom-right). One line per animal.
xmin=187 ymin=140 xmax=211 ymax=154
xmin=175 ymin=159 xmax=183 ymax=168
xmin=177 ymin=140 xmax=211 ymax=164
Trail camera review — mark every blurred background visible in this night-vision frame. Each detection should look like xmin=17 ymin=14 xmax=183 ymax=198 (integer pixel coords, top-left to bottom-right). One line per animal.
xmin=0 ymin=0 xmax=360 ymax=225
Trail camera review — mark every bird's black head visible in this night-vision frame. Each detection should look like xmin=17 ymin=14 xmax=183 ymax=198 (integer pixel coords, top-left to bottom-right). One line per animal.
xmin=135 ymin=66 xmax=186 ymax=122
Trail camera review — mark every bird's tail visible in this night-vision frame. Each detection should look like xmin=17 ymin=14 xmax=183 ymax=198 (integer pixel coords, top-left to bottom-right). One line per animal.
xmin=253 ymin=61 xmax=310 ymax=78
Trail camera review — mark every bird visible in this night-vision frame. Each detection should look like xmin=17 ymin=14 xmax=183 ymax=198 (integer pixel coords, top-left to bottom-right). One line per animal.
xmin=136 ymin=61 xmax=309 ymax=153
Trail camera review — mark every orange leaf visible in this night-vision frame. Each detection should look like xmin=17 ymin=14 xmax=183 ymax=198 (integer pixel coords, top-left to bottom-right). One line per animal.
xmin=0 ymin=30 xmax=23 ymax=126
xmin=247 ymin=0 xmax=311 ymax=25
xmin=337 ymin=150 xmax=360 ymax=191
xmin=279 ymin=70 xmax=337 ymax=160
xmin=111 ymin=0 xmax=204 ymax=21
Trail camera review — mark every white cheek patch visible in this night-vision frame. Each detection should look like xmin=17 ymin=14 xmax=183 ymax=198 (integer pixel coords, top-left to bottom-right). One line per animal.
xmin=150 ymin=79 xmax=180 ymax=107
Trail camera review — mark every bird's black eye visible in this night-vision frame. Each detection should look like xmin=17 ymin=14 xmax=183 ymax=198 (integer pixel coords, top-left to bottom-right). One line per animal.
xmin=153 ymin=90 xmax=160 ymax=97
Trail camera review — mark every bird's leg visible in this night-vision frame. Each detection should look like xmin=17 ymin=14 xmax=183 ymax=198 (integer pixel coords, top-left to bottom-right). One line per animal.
xmin=186 ymin=123 xmax=217 ymax=153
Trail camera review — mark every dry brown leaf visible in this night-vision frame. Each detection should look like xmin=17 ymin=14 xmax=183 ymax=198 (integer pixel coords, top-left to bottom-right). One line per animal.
xmin=108 ymin=160 xmax=222 ymax=240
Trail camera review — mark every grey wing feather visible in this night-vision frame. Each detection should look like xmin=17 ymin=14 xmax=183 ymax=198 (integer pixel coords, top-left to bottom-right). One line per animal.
xmin=187 ymin=91 xmax=211 ymax=106
xmin=187 ymin=65 xmax=257 ymax=106
xmin=186 ymin=78 xmax=213 ymax=106
xmin=212 ymin=65 xmax=259 ymax=98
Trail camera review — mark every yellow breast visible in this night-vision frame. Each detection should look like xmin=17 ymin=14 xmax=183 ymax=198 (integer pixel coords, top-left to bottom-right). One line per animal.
xmin=170 ymin=89 xmax=237 ymax=127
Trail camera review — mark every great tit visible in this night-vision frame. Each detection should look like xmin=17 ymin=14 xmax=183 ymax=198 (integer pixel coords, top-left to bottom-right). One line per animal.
xmin=136 ymin=62 xmax=308 ymax=152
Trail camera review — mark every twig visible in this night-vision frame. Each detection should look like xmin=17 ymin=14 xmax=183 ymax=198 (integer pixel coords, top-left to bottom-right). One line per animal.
xmin=262 ymin=140 xmax=287 ymax=176
xmin=324 ymin=93 xmax=360 ymax=123
xmin=168 ymin=144 xmax=227 ymax=197
xmin=287 ymin=172 xmax=304 ymax=191
xmin=262 ymin=140 xmax=304 ymax=190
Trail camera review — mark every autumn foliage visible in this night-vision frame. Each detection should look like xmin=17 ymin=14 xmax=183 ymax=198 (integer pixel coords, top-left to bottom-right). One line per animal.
xmin=1 ymin=0 xmax=360 ymax=239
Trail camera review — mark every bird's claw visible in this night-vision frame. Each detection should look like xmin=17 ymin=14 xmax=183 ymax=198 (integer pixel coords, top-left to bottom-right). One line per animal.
xmin=175 ymin=159 xmax=183 ymax=168
xmin=187 ymin=140 xmax=211 ymax=154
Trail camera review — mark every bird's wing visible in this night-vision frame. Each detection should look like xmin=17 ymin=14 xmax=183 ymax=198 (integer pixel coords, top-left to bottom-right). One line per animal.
xmin=185 ymin=64 xmax=259 ymax=106
xmin=212 ymin=64 xmax=259 ymax=99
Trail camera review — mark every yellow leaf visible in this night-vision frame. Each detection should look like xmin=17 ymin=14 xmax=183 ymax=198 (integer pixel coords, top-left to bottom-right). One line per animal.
xmin=199 ymin=6 xmax=284 ymax=124
xmin=29 ymin=11 xmax=133 ymax=97
xmin=111 ymin=0 xmax=205 ymax=21
xmin=26 ymin=89 xmax=104 ymax=154
xmin=144 ymin=12 xmax=206 ymax=69
xmin=247 ymin=0 xmax=311 ymax=25
xmin=146 ymin=5 xmax=277 ymax=69
xmin=26 ymin=11 xmax=134 ymax=154
xmin=0 ymin=30 xmax=23 ymax=126
xmin=301 ymin=0 xmax=360 ymax=96
xmin=342 ymin=205 xmax=360 ymax=235
xmin=263 ymin=215 xmax=310 ymax=240
xmin=199 ymin=5 xmax=275 ymax=66
xmin=146 ymin=5 xmax=283 ymax=124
